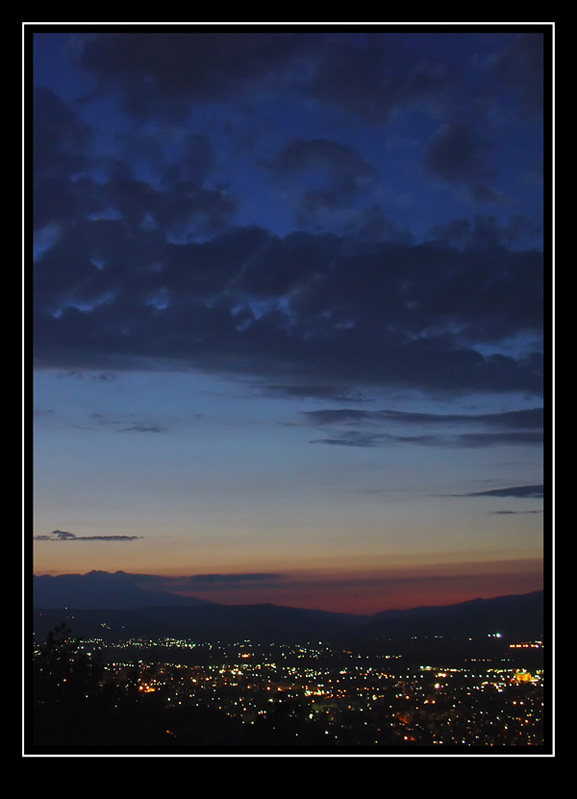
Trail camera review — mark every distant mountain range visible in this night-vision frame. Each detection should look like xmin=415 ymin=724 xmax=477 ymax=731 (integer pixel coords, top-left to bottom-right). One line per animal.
xmin=32 ymin=570 xmax=545 ymax=652
xmin=33 ymin=570 xmax=212 ymax=611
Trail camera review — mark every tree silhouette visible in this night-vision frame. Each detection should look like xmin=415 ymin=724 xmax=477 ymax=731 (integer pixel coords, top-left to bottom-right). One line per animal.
xmin=32 ymin=623 xmax=174 ymax=748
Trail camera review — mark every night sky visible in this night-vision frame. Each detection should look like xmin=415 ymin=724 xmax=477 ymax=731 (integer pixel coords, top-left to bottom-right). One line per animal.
xmin=30 ymin=25 xmax=549 ymax=615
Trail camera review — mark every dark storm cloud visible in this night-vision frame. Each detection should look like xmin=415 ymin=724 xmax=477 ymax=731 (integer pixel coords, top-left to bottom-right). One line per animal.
xmin=33 ymin=86 xmax=92 ymax=180
xmin=70 ymin=32 xmax=543 ymax=144
xmin=423 ymin=121 xmax=489 ymax=185
xmin=304 ymin=33 xmax=455 ymax=123
xmin=73 ymin=32 xmax=457 ymax=125
xmin=34 ymin=529 xmax=142 ymax=541
xmin=105 ymin=171 xmax=237 ymax=238
xmin=116 ymin=130 xmax=217 ymax=187
xmin=485 ymin=33 xmax=545 ymax=117
xmin=431 ymin=213 xmax=543 ymax=251
xmin=293 ymin=194 xmax=411 ymax=240
xmin=76 ymin=31 xmax=308 ymax=119
xmin=271 ymin=138 xmax=379 ymax=198
xmin=32 ymin=32 xmax=545 ymax=399
xmin=32 ymin=85 xmax=236 ymax=240
xmin=33 ymin=87 xmax=104 ymax=230
xmin=269 ymin=138 xmax=385 ymax=234
xmin=33 ymin=219 xmax=544 ymax=395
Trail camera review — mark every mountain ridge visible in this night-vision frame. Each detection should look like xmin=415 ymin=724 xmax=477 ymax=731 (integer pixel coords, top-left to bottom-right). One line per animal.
xmin=33 ymin=570 xmax=214 ymax=610
xmin=32 ymin=571 xmax=544 ymax=649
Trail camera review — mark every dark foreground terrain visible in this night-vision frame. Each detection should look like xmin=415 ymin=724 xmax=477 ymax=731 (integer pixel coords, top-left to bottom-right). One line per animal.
xmin=28 ymin=585 xmax=549 ymax=754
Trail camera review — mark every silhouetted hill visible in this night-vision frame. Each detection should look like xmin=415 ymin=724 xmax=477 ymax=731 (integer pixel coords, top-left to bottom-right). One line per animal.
xmin=33 ymin=602 xmax=364 ymax=646
xmin=362 ymin=590 xmax=544 ymax=640
xmin=32 ymin=571 xmax=544 ymax=652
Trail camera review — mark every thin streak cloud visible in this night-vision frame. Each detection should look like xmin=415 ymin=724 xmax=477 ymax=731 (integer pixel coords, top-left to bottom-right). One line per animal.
xmin=34 ymin=530 xmax=143 ymax=542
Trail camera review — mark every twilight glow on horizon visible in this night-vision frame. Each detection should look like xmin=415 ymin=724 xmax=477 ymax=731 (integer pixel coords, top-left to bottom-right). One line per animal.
xmin=30 ymin=25 xmax=548 ymax=616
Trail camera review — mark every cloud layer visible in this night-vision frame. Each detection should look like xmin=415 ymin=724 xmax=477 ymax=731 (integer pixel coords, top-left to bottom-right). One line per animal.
xmin=301 ymin=406 xmax=544 ymax=448
xmin=32 ymin=31 xmax=546 ymax=401
xmin=33 ymin=220 xmax=544 ymax=395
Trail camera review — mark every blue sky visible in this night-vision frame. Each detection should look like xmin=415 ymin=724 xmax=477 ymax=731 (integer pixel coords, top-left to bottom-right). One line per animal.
xmin=30 ymin=25 xmax=548 ymax=614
